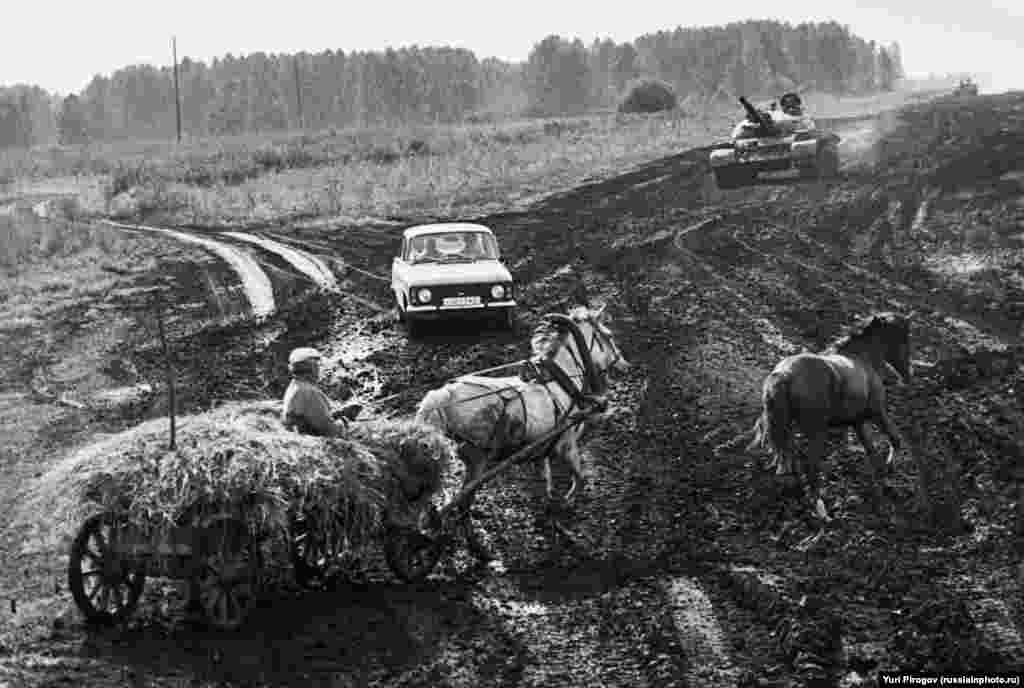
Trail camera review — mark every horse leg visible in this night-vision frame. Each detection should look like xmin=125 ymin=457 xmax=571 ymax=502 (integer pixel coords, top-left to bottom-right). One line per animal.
xmin=543 ymin=454 xmax=555 ymax=501
xmin=459 ymin=447 xmax=493 ymax=562
xmin=855 ymin=423 xmax=886 ymax=506
xmin=875 ymin=408 xmax=905 ymax=472
xmin=804 ymin=430 xmax=832 ymax=523
xmin=562 ymin=434 xmax=585 ymax=504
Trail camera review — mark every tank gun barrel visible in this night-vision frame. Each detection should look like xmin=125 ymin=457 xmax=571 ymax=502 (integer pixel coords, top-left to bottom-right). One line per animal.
xmin=738 ymin=96 xmax=779 ymax=136
xmin=738 ymin=96 xmax=760 ymax=122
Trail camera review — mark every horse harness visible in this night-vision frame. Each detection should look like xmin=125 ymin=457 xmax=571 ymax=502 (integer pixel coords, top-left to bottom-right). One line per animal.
xmin=526 ymin=317 xmax=616 ymax=415
xmin=446 ymin=318 xmax=613 ymax=457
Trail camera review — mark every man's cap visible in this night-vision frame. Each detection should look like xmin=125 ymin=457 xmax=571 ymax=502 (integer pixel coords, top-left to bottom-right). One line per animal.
xmin=288 ymin=347 xmax=322 ymax=366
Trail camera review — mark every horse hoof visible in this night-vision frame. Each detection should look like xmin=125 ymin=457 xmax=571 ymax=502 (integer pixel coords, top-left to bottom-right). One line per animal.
xmin=814 ymin=498 xmax=832 ymax=523
xmin=471 ymin=547 xmax=495 ymax=564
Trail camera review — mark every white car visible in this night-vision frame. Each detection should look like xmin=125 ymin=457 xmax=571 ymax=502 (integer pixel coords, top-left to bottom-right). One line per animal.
xmin=391 ymin=223 xmax=516 ymax=334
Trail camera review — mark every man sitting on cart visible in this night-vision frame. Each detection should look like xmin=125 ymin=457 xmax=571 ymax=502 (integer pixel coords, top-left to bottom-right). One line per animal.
xmin=281 ymin=347 xmax=359 ymax=437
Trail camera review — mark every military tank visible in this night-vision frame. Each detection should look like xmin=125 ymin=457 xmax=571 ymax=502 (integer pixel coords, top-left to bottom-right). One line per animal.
xmin=709 ymin=94 xmax=841 ymax=189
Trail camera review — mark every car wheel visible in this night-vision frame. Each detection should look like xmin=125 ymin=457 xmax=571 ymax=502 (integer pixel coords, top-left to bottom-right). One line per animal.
xmin=500 ymin=308 xmax=516 ymax=332
xmin=394 ymin=293 xmax=405 ymax=324
xmin=406 ymin=314 xmax=422 ymax=338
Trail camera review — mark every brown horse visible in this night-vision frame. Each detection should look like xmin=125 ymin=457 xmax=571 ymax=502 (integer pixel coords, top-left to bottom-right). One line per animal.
xmin=745 ymin=312 xmax=911 ymax=522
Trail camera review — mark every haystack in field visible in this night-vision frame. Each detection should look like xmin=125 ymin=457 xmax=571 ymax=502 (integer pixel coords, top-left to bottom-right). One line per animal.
xmin=24 ymin=400 xmax=456 ymax=565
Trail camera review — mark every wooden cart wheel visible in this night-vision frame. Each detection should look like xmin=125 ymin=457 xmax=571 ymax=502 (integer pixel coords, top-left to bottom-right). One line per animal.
xmin=195 ymin=518 xmax=257 ymax=630
xmin=68 ymin=513 xmax=146 ymax=625
xmin=384 ymin=526 xmax=442 ymax=583
xmin=290 ymin=514 xmax=342 ymax=589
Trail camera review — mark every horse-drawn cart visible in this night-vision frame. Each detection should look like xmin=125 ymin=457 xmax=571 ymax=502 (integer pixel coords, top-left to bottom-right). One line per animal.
xmin=58 ymin=306 xmax=626 ymax=628
xmin=292 ymin=405 xmax=601 ymax=586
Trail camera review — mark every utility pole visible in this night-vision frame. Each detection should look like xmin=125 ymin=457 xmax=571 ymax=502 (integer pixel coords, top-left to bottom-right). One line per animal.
xmin=293 ymin=56 xmax=304 ymax=129
xmin=172 ymin=37 xmax=182 ymax=143
xmin=153 ymin=289 xmax=177 ymax=450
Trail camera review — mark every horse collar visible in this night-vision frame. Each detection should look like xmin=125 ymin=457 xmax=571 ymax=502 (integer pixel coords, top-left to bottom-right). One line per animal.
xmin=537 ymin=313 xmax=604 ymax=404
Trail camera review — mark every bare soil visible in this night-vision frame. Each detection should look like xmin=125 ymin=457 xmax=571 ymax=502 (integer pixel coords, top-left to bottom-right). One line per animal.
xmin=2 ymin=92 xmax=1024 ymax=687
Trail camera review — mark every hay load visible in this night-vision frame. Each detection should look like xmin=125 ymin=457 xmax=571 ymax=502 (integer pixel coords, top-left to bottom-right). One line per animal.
xmin=23 ymin=400 xmax=457 ymax=564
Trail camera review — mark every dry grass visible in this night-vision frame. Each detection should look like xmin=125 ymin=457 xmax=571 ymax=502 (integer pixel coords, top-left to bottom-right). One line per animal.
xmin=0 ymin=199 xmax=130 ymax=271
xmin=0 ymin=203 xmax=167 ymax=367
xmin=17 ymin=400 xmax=456 ymax=566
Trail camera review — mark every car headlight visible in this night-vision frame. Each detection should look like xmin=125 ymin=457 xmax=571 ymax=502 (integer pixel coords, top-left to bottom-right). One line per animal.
xmin=416 ymin=288 xmax=432 ymax=303
xmin=490 ymin=284 xmax=505 ymax=299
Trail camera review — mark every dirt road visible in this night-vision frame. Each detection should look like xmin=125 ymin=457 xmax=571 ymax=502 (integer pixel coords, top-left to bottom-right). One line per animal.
xmin=2 ymin=93 xmax=1023 ymax=687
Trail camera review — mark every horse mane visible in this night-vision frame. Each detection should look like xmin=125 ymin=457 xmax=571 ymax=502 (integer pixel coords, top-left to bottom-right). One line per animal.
xmin=827 ymin=312 xmax=906 ymax=354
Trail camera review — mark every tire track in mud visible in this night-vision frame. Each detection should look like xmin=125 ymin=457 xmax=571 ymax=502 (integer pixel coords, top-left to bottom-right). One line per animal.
xmin=220 ymin=231 xmax=340 ymax=291
xmin=663 ymin=577 xmax=742 ymax=688
xmin=103 ymin=220 xmax=277 ymax=318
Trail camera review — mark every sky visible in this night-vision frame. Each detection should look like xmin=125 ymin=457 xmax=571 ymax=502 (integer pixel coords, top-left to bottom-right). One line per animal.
xmin=1 ymin=0 xmax=1021 ymax=95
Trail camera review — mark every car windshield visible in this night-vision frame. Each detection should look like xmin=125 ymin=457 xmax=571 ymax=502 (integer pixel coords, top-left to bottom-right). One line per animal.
xmin=407 ymin=232 xmax=499 ymax=263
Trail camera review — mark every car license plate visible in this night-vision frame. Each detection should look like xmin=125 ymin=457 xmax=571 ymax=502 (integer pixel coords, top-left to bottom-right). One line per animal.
xmin=443 ymin=296 xmax=481 ymax=306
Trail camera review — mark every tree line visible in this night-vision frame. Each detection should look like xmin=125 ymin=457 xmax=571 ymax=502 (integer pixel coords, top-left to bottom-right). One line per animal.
xmin=0 ymin=19 xmax=905 ymax=148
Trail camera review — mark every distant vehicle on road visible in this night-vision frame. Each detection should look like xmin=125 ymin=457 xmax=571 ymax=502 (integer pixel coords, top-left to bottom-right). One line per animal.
xmin=709 ymin=94 xmax=841 ymax=189
xmin=953 ymin=78 xmax=979 ymax=97
xmin=391 ymin=223 xmax=516 ymax=335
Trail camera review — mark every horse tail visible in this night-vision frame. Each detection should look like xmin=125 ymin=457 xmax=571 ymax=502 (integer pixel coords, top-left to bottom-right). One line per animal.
xmin=415 ymin=386 xmax=454 ymax=430
xmin=746 ymin=372 xmax=793 ymax=459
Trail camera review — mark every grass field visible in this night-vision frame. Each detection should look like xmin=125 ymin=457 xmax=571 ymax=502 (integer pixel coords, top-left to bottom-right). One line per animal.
xmin=0 ymin=87 xmax=943 ymax=229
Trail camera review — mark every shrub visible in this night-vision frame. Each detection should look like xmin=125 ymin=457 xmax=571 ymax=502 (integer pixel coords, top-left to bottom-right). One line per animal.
xmin=366 ymin=146 xmax=400 ymax=165
xmin=620 ymin=80 xmax=678 ymax=114
xmin=253 ymin=148 xmax=286 ymax=172
xmin=405 ymin=139 xmax=430 ymax=157
xmin=108 ymin=161 xmax=157 ymax=199
xmin=284 ymin=146 xmax=316 ymax=168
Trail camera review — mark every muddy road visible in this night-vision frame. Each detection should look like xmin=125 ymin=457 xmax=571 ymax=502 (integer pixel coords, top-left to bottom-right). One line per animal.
xmin=3 ymin=93 xmax=1024 ymax=687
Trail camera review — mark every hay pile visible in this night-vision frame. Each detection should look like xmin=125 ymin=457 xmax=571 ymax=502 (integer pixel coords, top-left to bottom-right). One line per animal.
xmin=24 ymin=400 xmax=456 ymax=560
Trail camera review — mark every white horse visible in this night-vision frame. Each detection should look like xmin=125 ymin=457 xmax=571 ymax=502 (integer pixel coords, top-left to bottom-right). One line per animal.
xmin=414 ymin=305 xmax=629 ymax=555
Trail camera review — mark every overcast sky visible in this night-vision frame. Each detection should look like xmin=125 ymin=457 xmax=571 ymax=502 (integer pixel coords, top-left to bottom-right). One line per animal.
xmin=2 ymin=0 xmax=1021 ymax=94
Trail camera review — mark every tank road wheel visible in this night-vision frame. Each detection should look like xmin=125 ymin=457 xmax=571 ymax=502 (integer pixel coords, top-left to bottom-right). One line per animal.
xmin=714 ymin=166 xmax=755 ymax=189
xmin=822 ymin=146 xmax=840 ymax=178
xmin=384 ymin=525 xmax=442 ymax=583
xmin=68 ymin=513 xmax=146 ymax=625
xmin=798 ymin=157 xmax=820 ymax=180
xmin=195 ymin=518 xmax=258 ymax=630
xmin=290 ymin=514 xmax=342 ymax=590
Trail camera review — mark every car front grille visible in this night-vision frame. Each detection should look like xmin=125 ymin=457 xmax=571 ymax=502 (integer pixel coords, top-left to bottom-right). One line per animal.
xmin=413 ymin=282 xmax=512 ymax=305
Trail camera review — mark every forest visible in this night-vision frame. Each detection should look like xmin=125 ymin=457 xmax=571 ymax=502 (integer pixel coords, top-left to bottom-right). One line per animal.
xmin=0 ymin=19 xmax=904 ymax=148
